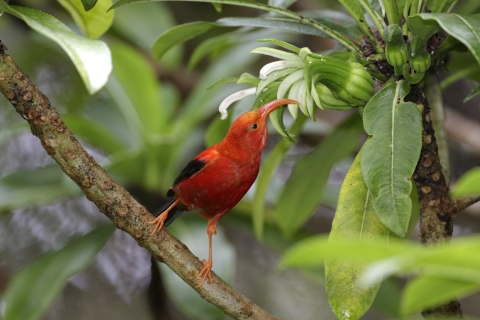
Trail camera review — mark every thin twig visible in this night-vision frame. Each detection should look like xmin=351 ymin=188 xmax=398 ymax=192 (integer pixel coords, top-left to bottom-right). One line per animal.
xmin=0 ymin=42 xmax=278 ymax=320
xmin=453 ymin=194 xmax=480 ymax=212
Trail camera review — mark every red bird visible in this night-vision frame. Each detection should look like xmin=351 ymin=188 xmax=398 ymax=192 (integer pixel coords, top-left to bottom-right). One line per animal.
xmin=150 ymin=98 xmax=299 ymax=287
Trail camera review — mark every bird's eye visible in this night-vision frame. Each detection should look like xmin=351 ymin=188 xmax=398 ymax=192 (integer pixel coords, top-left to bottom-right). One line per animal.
xmin=251 ymin=123 xmax=258 ymax=130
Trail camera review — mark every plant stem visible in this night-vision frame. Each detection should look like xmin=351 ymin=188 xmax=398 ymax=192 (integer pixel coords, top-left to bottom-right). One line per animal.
xmin=0 ymin=42 xmax=279 ymax=320
xmin=359 ymin=0 xmax=386 ymax=37
xmin=435 ymin=0 xmax=451 ymax=13
xmin=445 ymin=0 xmax=459 ymax=13
xmin=337 ymin=1 xmax=384 ymax=54
xmin=410 ymin=0 xmax=421 ymax=15
xmin=383 ymin=0 xmax=400 ymax=25
xmin=403 ymin=0 xmax=412 ymax=34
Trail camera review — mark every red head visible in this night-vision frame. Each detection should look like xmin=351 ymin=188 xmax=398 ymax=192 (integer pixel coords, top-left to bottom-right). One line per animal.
xmin=217 ymin=99 xmax=299 ymax=162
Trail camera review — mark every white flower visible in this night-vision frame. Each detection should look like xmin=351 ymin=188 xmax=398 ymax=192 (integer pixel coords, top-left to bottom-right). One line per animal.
xmin=218 ymin=88 xmax=256 ymax=120
xmin=259 ymin=60 xmax=304 ymax=79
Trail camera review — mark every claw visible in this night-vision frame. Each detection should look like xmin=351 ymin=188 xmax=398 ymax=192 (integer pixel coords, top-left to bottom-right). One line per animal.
xmin=150 ymin=198 xmax=180 ymax=236
xmin=195 ymin=259 xmax=213 ymax=288
xmin=149 ymin=212 xmax=168 ymax=235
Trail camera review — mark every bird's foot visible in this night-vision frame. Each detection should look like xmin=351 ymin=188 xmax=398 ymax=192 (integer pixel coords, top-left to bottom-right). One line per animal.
xmin=195 ymin=259 xmax=213 ymax=288
xmin=149 ymin=212 xmax=168 ymax=236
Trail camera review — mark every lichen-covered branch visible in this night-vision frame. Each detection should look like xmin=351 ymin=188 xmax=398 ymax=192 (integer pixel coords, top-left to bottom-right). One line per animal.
xmin=0 ymin=42 xmax=278 ymax=320
xmin=407 ymin=85 xmax=463 ymax=318
xmin=453 ymin=194 xmax=480 ymax=213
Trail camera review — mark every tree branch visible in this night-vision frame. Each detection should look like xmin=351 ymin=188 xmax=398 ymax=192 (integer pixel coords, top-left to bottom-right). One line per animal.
xmin=408 ymin=83 xmax=463 ymax=318
xmin=0 ymin=42 xmax=278 ymax=320
xmin=453 ymin=194 xmax=480 ymax=212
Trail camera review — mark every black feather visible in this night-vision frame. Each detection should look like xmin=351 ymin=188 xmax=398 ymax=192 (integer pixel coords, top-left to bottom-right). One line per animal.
xmin=166 ymin=159 xmax=206 ymax=197
xmin=154 ymin=159 xmax=206 ymax=226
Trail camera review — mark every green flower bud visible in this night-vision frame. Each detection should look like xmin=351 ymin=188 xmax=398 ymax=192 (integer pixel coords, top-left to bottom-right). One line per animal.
xmin=384 ymin=24 xmax=408 ymax=76
xmin=314 ymin=83 xmax=354 ymax=110
xmin=402 ymin=64 xmax=425 ymax=84
xmin=408 ymin=36 xmax=432 ymax=73
xmin=305 ymin=56 xmax=374 ymax=106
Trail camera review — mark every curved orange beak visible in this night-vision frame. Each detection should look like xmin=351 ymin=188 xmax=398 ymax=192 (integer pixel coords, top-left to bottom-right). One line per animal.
xmin=259 ymin=99 xmax=299 ymax=119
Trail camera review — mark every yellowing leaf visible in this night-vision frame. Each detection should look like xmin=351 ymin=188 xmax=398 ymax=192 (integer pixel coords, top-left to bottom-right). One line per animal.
xmin=326 ymin=150 xmax=390 ymax=320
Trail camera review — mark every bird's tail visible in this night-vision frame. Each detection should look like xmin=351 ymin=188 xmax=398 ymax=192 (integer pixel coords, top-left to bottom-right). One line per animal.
xmin=153 ymin=198 xmax=183 ymax=227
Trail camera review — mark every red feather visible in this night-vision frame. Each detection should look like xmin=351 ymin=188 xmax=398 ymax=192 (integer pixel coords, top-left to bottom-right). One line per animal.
xmin=150 ymin=98 xmax=299 ymax=287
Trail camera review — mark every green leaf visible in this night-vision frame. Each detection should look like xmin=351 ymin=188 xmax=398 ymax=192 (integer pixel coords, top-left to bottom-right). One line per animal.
xmin=188 ymin=30 xmax=243 ymax=70
xmin=426 ymin=0 xmax=457 ymax=13
xmin=401 ymin=277 xmax=480 ymax=316
xmin=0 ymin=2 xmax=111 ymax=94
xmin=252 ymin=116 xmax=306 ymax=240
xmin=237 ymin=72 xmax=260 ymax=86
xmin=456 ymin=1 xmax=480 ymax=15
xmin=325 ymin=150 xmax=390 ymax=320
xmin=62 ymin=114 xmax=126 ymax=154
xmin=409 ymin=13 xmax=480 ymax=65
xmin=110 ymin=42 xmax=166 ymax=137
xmin=251 ymin=46 xmax=302 ymax=61
xmin=1 ymin=224 xmax=115 ymax=320
xmin=275 ymin=113 xmax=364 ymax=237
xmin=152 ymin=21 xmax=217 ymax=61
xmin=268 ymin=0 xmax=296 ymax=8
xmin=258 ymin=38 xmax=300 ymax=53
xmin=211 ymin=2 xmax=222 ymax=11
xmin=361 ymin=80 xmax=422 ymax=237
xmin=188 ymin=29 xmax=284 ymax=70
xmin=280 ymin=236 xmax=409 ymax=269
xmin=217 ymin=16 xmax=355 ymax=38
xmin=417 ymin=236 xmax=480 ymax=270
xmin=110 ymin=0 xmax=361 ymax=53
xmin=361 ymin=236 xmax=480 ymax=287
xmin=57 ymin=0 xmax=114 ymax=39
xmin=111 ymin=2 xmax=182 ymax=69
xmin=442 ymin=51 xmax=480 ymax=88
xmin=464 ymin=85 xmax=480 ymax=103
xmin=451 ymin=167 xmax=480 ymax=197
xmin=110 ymin=0 xmax=270 ymax=11
xmin=207 ymin=77 xmax=240 ymax=90
xmin=407 ymin=14 xmax=441 ymax=42
xmin=0 ymin=166 xmax=81 ymax=212
xmin=269 ymin=105 xmax=296 ymax=143
xmin=81 ymin=0 xmax=97 ymax=10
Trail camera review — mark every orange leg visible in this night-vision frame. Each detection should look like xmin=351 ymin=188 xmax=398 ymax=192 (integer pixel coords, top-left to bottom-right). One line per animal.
xmin=195 ymin=219 xmax=218 ymax=288
xmin=149 ymin=198 xmax=180 ymax=235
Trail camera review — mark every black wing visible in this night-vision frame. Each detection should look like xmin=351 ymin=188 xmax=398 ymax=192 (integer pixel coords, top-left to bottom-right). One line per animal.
xmin=153 ymin=197 xmax=183 ymax=226
xmin=156 ymin=159 xmax=206 ymax=225
xmin=166 ymin=158 xmax=206 ymax=197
